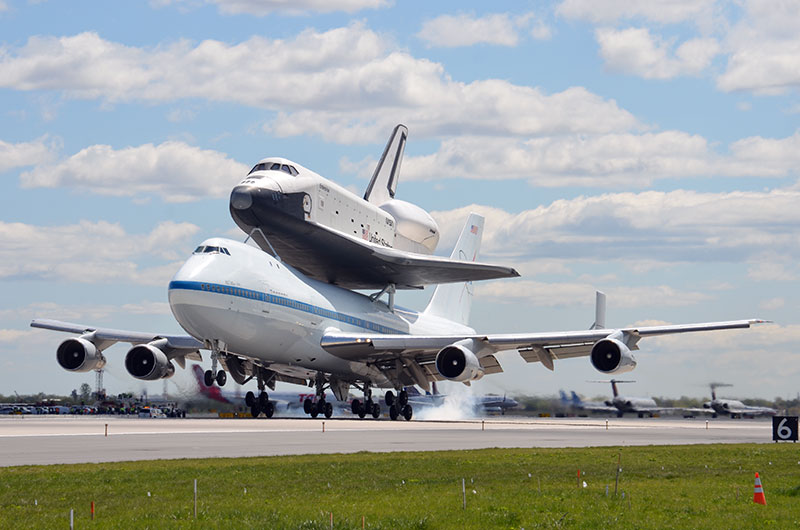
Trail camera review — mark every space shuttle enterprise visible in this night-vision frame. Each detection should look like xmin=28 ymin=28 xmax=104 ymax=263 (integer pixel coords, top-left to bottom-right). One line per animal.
xmin=229 ymin=124 xmax=520 ymax=292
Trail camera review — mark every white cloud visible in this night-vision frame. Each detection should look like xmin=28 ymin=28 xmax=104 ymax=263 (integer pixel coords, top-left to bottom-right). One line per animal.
xmin=596 ymin=27 xmax=719 ymax=79
xmin=20 ymin=141 xmax=248 ymax=202
xmin=0 ymin=220 xmax=199 ymax=284
xmin=747 ymin=262 xmax=797 ymax=282
xmin=0 ymin=301 xmax=171 ymax=323
xmin=476 ymin=280 xmax=709 ymax=308
xmin=557 ymin=0 xmax=717 ymax=25
xmin=431 ymin=189 xmax=800 ymax=264
xmin=155 ymin=0 xmax=390 ymax=15
xmin=0 ymin=27 xmax=637 ymax=143
xmin=392 ymin=131 xmax=800 ymax=187
xmin=759 ymin=298 xmax=785 ymax=311
xmin=717 ymin=1 xmax=800 ymax=94
xmin=417 ymin=12 xmax=549 ymax=48
xmin=0 ymin=136 xmax=58 ymax=173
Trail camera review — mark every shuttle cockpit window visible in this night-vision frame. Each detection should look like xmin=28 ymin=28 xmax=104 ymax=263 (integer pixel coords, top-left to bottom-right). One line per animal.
xmin=249 ymin=162 xmax=298 ymax=176
xmin=193 ymin=246 xmax=231 ymax=256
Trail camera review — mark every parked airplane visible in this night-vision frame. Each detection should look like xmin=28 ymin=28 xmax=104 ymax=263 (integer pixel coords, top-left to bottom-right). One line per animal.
xmin=703 ymin=383 xmax=777 ymax=418
xmin=561 ymin=390 xmax=616 ymax=414
xmin=403 ymin=384 xmax=518 ymax=415
xmin=589 ymin=380 xmax=680 ymax=417
xmin=32 ymin=211 xmax=763 ymax=421
xmin=229 ymin=124 xmax=519 ymax=294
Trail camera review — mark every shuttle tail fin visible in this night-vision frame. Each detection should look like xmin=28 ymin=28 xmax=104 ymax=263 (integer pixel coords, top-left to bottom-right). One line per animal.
xmin=423 ymin=213 xmax=484 ymax=326
xmin=364 ymin=124 xmax=408 ymax=205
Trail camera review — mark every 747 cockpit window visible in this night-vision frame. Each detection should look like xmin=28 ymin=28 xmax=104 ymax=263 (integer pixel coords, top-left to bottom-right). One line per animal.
xmin=193 ymin=246 xmax=231 ymax=256
xmin=248 ymin=162 xmax=298 ymax=176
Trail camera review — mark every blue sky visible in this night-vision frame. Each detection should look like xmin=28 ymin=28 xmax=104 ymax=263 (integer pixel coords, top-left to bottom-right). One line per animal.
xmin=1 ymin=0 xmax=799 ymax=402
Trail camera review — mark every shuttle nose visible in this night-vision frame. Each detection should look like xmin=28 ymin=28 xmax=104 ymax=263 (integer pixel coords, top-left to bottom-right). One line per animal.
xmin=230 ymin=185 xmax=253 ymax=210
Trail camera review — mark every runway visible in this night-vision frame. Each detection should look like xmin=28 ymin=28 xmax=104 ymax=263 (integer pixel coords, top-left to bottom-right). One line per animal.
xmin=0 ymin=416 xmax=773 ymax=467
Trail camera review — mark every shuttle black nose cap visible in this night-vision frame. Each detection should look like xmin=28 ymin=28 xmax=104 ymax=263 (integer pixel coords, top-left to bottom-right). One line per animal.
xmin=230 ymin=185 xmax=253 ymax=210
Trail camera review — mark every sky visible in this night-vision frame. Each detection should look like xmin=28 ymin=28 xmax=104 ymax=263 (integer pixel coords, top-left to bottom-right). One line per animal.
xmin=1 ymin=0 xmax=799 ymax=403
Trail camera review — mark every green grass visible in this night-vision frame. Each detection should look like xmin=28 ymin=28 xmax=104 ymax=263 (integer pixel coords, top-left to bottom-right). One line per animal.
xmin=2 ymin=444 xmax=799 ymax=528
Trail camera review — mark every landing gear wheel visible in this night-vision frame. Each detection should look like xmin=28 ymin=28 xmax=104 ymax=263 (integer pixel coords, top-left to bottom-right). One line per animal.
xmin=250 ymin=403 xmax=261 ymax=418
xmin=389 ymin=405 xmax=399 ymax=421
xmin=245 ymin=391 xmax=255 ymax=407
xmin=258 ymin=391 xmax=269 ymax=407
xmin=402 ymin=404 xmax=413 ymax=421
xmin=371 ymin=402 xmax=381 ymax=419
xmin=264 ymin=401 xmax=275 ymax=418
xmin=398 ymin=389 xmax=409 ymax=407
xmin=310 ymin=404 xmax=320 ymax=418
xmin=324 ymin=402 xmax=333 ymax=418
xmin=385 ymin=391 xmax=395 ymax=407
xmin=303 ymin=398 xmax=313 ymax=414
xmin=351 ymin=399 xmax=361 ymax=415
xmin=617 ymin=412 xmax=623 ymax=418
xmin=204 ymin=370 xmax=214 ymax=387
xmin=215 ymin=370 xmax=227 ymax=387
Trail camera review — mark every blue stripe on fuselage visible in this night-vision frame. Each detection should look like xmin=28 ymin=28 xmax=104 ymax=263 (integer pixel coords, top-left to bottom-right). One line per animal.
xmin=168 ymin=280 xmax=407 ymax=335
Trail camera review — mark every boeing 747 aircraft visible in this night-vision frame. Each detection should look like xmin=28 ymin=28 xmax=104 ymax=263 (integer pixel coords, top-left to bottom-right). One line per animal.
xmin=32 ymin=213 xmax=763 ymax=421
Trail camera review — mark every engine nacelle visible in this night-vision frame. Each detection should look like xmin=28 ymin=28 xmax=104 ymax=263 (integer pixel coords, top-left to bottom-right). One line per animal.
xmin=56 ymin=337 xmax=107 ymax=372
xmin=590 ymin=337 xmax=637 ymax=374
xmin=125 ymin=344 xmax=175 ymax=380
xmin=435 ymin=342 xmax=484 ymax=382
xmin=379 ymin=199 xmax=439 ymax=254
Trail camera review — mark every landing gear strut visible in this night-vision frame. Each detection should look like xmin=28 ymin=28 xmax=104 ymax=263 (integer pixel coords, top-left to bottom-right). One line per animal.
xmin=386 ymin=389 xmax=412 ymax=421
xmin=305 ymin=373 xmax=333 ymax=419
xmin=248 ymin=370 xmax=275 ymax=418
xmin=351 ymin=384 xmax=381 ymax=419
xmin=204 ymin=341 xmax=227 ymax=387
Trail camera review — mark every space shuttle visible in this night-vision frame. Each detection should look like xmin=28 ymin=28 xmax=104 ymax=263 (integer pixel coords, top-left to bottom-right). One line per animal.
xmin=229 ymin=124 xmax=519 ymax=291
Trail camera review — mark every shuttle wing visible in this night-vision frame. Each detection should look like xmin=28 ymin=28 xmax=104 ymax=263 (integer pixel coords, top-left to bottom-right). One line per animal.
xmin=248 ymin=220 xmax=519 ymax=289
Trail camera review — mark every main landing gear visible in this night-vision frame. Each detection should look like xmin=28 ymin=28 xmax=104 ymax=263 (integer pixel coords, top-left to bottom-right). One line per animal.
xmin=385 ymin=389 xmax=413 ymax=421
xmin=351 ymin=385 xmax=380 ymax=419
xmin=303 ymin=374 xmax=333 ymax=419
xmin=246 ymin=371 xmax=275 ymax=418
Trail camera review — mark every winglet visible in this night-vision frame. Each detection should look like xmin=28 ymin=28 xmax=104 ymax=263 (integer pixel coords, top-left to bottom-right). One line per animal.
xmin=590 ymin=291 xmax=606 ymax=330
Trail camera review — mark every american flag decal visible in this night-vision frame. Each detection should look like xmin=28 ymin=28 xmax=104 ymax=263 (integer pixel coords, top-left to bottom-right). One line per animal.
xmin=470 ymin=225 xmax=478 ymax=234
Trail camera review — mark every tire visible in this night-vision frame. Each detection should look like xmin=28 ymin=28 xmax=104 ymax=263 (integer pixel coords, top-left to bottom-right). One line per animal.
xmin=398 ymin=390 xmax=408 ymax=407
xmin=351 ymin=399 xmax=361 ymax=415
xmin=385 ymin=391 xmax=395 ymax=407
xmin=310 ymin=405 xmax=319 ymax=418
xmin=250 ymin=403 xmax=261 ymax=418
xmin=259 ymin=391 xmax=269 ymax=407
xmin=264 ymin=401 xmax=275 ymax=418
xmin=402 ymin=405 xmax=413 ymax=421
xmin=389 ymin=405 xmax=399 ymax=421
xmin=204 ymin=370 xmax=214 ymax=387
xmin=371 ymin=402 xmax=380 ymax=419
xmin=215 ymin=370 xmax=227 ymax=387
xmin=324 ymin=402 xmax=333 ymax=418
xmin=245 ymin=391 xmax=255 ymax=407
xmin=303 ymin=398 xmax=313 ymax=414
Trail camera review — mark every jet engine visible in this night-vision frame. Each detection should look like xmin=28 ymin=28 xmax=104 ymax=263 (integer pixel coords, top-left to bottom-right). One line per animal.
xmin=56 ymin=337 xmax=107 ymax=372
xmin=435 ymin=342 xmax=484 ymax=382
xmin=125 ymin=343 xmax=175 ymax=380
xmin=379 ymin=199 xmax=439 ymax=254
xmin=590 ymin=337 xmax=637 ymax=374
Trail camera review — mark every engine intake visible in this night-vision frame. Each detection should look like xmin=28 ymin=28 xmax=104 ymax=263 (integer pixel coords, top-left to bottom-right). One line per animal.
xmin=435 ymin=342 xmax=484 ymax=382
xmin=56 ymin=337 xmax=107 ymax=372
xmin=590 ymin=337 xmax=637 ymax=374
xmin=125 ymin=344 xmax=175 ymax=380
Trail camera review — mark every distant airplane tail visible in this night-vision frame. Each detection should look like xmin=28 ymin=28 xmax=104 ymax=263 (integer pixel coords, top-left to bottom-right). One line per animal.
xmin=364 ymin=124 xmax=407 ymax=205
xmin=570 ymin=391 xmax=582 ymax=406
xmin=423 ymin=213 xmax=484 ymax=326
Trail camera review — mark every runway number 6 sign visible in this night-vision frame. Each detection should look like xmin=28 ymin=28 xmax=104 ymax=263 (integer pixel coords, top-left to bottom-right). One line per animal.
xmin=772 ymin=416 xmax=798 ymax=442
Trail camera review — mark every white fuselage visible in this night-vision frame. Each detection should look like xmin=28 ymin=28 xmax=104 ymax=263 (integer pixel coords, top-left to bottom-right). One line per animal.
xmin=610 ymin=396 xmax=657 ymax=412
xmin=168 ymin=237 xmax=472 ymax=388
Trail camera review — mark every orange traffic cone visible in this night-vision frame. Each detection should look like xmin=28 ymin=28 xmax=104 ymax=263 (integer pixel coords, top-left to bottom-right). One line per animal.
xmin=753 ymin=472 xmax=766 ymax=505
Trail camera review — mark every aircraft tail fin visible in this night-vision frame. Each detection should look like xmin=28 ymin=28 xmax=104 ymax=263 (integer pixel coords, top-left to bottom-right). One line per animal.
xmin=571 ymin=391 xmax=582 ymax=406
xmin=423 ymin=213 xmax=484 ymax=325
xmin=364 ymin=124 xmax=408 ymax=205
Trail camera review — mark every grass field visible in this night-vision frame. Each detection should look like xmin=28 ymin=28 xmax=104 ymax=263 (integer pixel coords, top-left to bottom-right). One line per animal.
xmin=1 ymin=444 xmax=799 ymax=529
